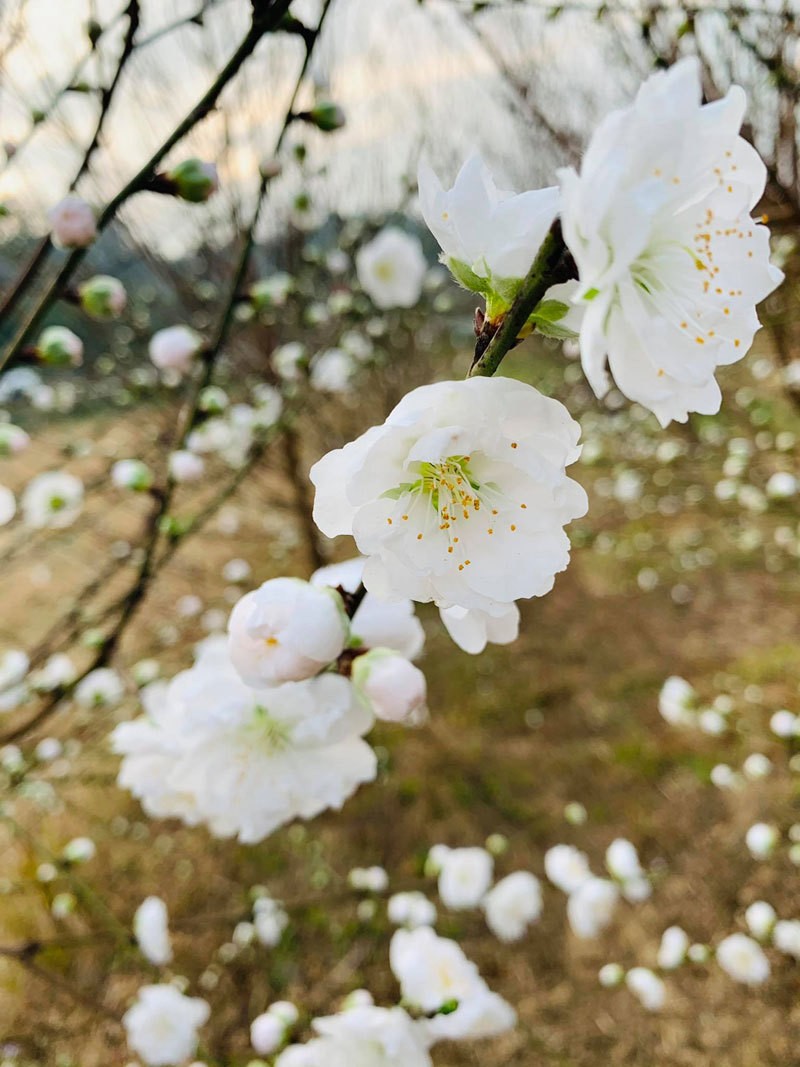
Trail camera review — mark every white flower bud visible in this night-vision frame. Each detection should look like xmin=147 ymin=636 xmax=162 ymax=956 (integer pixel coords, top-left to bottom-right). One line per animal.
xmin=657 ymin=926 xmax=689 ymax=969
xmin=36 ymin=325 xmax=83 ymax=367
xmin=625 ymin=967 xmax=665 ymax=1011
xmin=48 ymin=195 xmax=96 ymax=248
xmin=745 ymin=822 xmax=779 ymax=860
xmin=388 ymin=891 xmax=437 ymax=929
xmin=269 ymin=1001 xmax=299 ymax=1026
xmin=716 ymin=933 xmax=770 ymax=985
xmin=62 ymin=836 xmax=96 ymax=864
xmin=169 ymin=450 xmax=205 ymax=483
xmin=745 ymin=901 xmax=776 ymax=940
xmin=250 ymin=1012 xmax=286 ymax=1055
xmin=482 ymin=871 xmax=542 ymax=942
xmin=567 ymin=877 xmax=619 ymax=939
xmin=598 ymin=963 xmax=624 ymax=988
xmin=773 ymin=919 xmax=800 ymax=959
xmin=605 ymin=838 xmax=643 ymax=882
xmin=766 ymin=471 xmax=797 ymax=499
xmin=351 ymin=649 xmax=427 ymax=724
xmin=742 ymin=753 xmax=772 ymax=780
xmin=437 ymin=846 xmax=493 ymax=910
xmin=149 ymin=325 xmax=203 ymax=375
xmin=228 ymin=578 xmax=348 ymax=687
xmin=544 ymin=844 xmax=591 ymax=894
xmin=134 ymin=896 xmax=172 ymax=965
xmin=770 ymin=709 xmax=798 ymax=738
xmin=112 ymin=459 xmax=153 ymax=491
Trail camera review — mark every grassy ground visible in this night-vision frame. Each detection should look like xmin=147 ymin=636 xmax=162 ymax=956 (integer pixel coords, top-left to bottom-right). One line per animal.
xmin=0 ymin=332 xmax=799 ymax=1066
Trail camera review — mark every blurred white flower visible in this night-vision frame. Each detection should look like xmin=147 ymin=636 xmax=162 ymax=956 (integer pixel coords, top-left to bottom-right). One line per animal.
xmin=253 ymin=895 xmax=289 ymax=946
xmin=625 ymin=967 xmax=665 ymax=1011
xmin=770 ymin=709 xmax=798 ymax=738
xmin=149 ymin=325 xmax=203 ymax=375
xmin=745 ymin=901 xmax=777 ymax=940
xmin=773 ymin=919 xmax=800 ymax=959
xmin=112 ymin=459 xmax=153 ymax=491
xmin=355 ymin=227 xmax=427 ymax=309
xmin=311 ymin=557 xmax=424 ymax=660
xmin=389 ymin=926 xmax=482 ymax=1012
xmin=251 ymin=1011 xmax=287 ymax=1055
xmin=310 ymin=347 xmax=355 ymax=393
xmin=716 ymin=933 xmax=770 ymax=985
xmin=122 ymin=984 xmax=209 ymax=1066
xmin=47 ymin=195 xmax=96 ymax=248
xmin=134 ymin=896 xmax=172 ymax=966
xmin=387 ymin=891 xmax=437 ymax=929
xmin=482 ymin=871 xmax=542 ymax=942
xmin=439 ymin=602 xmax=520 ymax=655
xmin=272 ymin=341 xmax=306 ymax=381
xmin=311 ymin=377 xmax=586 ymax=614
xmin=544 ymin=844 xmax=591 ymax=893
xmin=0 ymin=487 xmax=15 ymax=527
xmin=75 ymin=668 xmax=124 ymax=708
xmin=349 ymin=866 xmax=389 ymax=893
xmin=0 ymin=424 xmax=30 ymax=455
xmin=112 ymin=650 xmax=376 ymax=844
xmin=22 ymin=471 xmax=84 ymax=529
xmin=418 ymin=154 xmax=559 ymax=316
xmin=766 ymin=471 xmax=797 ymax=499
xmin=169 ymin=450 xmax=205 ymax=483
xmin=658 ymin=675 xmax=696 ymax=726
xmin=559 ymin=57 xmax=783 ymax=426
xmin=352 ymin=649 xmax=427 ymax=724
xmin=251 ymin=272 xmax=293 ymax=310
xmin=566 ymin=877 xmax=619 ymax=939
xmin=62 ymin=836 xmax=95 ymax=863
xmin=227 ymin=577 xmax=348 ymax=686
xmin=657 ymin=926 xmax=689 ymax=969
xmin=31 ymin=653 xmax=76 ymax=691
xmin=745 ymin=822 xmax=779 ymax=860
xmin=437 ymin=846 xmax=494 ymax=909
xmin=279 ymin=1005 xmax=431 ymax=1067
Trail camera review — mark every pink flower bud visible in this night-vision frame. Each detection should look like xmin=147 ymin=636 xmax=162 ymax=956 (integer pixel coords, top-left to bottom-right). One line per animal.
xmin=352 ymin=649 xmax=427 ymax=724
xmin=149 ymin=325 xmax=203 ymax=375
xmin=47 ymin=196 xmax=97 ymax=249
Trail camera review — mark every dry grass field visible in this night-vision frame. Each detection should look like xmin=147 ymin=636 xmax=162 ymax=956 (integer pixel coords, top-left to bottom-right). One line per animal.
xmin=1 ymin=332 xmax=799 ymax=1067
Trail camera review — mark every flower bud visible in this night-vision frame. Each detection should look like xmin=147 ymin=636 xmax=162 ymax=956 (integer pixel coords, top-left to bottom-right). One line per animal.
xmin=199 ymin=385 xmax=228 ymax=414
xmin=166 ymin=158 xmax=219 ymax=203
xmin=112 ymin=459 xmax=153 ymax=492
xmin=47 ymin=196 xmax=96 ymax=248
xmin=0 ymin=424 xmax=30 ymax=456
xmin=36 ymin=325 xmax=83 ymax=366
xmin=598 ymin=963 xmax=624 ymax=988
xmin=149 ymin=325 xmax=203 ymax=374
xmin=169 ymin=450 xmax=205 ymax=484
xmin=78 ymin=274 xmax=126 ymax=319
xmin=227 ymin=577 xmax=348 ymax=687
xmin=351 ymin=649 xmax=427 ymax=724
xmin=250 ymin=273 xmax=292 ymax=311
xmin=306 ymin=102 xmax=345 ymax=132
xmin=250 ymin=1013 xmax=285 ymax=1055
xmin=745 ymin=822 xmax=779 ymax=860
xmin=259 ymin=157 xmax=282 ymax=180
xmin=62 ymin=836 xmax=96 ymax=864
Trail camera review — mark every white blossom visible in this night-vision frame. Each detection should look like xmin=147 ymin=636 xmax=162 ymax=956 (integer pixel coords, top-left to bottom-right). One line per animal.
xmin=657 ymin=926 xmax=689 ymax=969
xmin=625 ymin=967 xmax=665 ymax=1011
xmin=311 ymin=377 xmax=586 ymax=614
xmin=310 ymin=348 xmax=356 ymax=393
xmin=418 ymin=153 xmax=559 ymax=316
xmin=272 ymin=341 xmax=306 ymax=380
xmin=0 ymin=487 xmax=15 ymax=527
xmin=438 ymin=602 xmax=520 ymax=655
xmin=745 ymin=901 xmax=777 ymax=940
xmin=559 ymin=57 xmax=783 ymax=425
xmin=149 ymin=325 xmax=203 ymax=375
xmin=765 ymin=471 xmax=797 ymax=499
xmin=437 ymin=846 xmax=494 ymax=910
xmin=62 ymin=836 xmax=95 ymax=863
xmin=227 ymin=577 xmax=348 ymax=687
xmin=22 ymin=471 xmax=84 ymax=529
xmin=745 ymin=822 xmax=779 ymax=859
xmin=716 ymin=933 xmax=770 ymax=985
xmin=75 ymin=668 xmax=124 ymax=708
xmin=48 ymin=195 xmax=96 ymax=248
xmin=134 ymin=896 xmax=172 ymax=966
xmin=390 ymin=926 xmax=483 ymax=1012
xmin=658 ymin=675 xmax=696 ymax=726
xmin=280 ymin=1006 xmax=431 ymax=1067
xmin=253 ymin=895 xmax=289 ymax=946
xmin=169 ymin=450 xmax=205 ymax=483
xmin=112 ymin=459 xmax=153 ymax=491
xmin=482 ymin=871 xmax=542 ymax=941
xmin=773 ymin=919 xmax=800 ymax=959
xmin=544 ymin=844 xmax=592 ymax=893
xmin=355 ymin=227 xmax=427 ymax=310
xmin=566 ymin=877 xmax=619 ymax=939
xmin=112 ymin=649 xmax=376 ymax=844
xmin=251 ymin=1011 xmax=288 ymax=1055
xmin=122 ymin=984 xmax=209 ymax=1066
xmin=387 ymin=891 xmax=437 ymax=929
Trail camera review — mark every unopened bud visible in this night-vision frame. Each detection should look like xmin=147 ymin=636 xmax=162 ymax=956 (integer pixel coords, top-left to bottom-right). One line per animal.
xmin=111 ymin=459 xmax=153 ymax=492
xmin=48 ymin=196 xmax=97 ymax=249
xmin=352 ymin=649 xmax=427 ymax=724
xmin=165 ymin=158 xmax=219 ymax=203
xmin=260 ymin=157 xmax=282 ymax=180
xmin=36 ymin=325 xmax=83 ymax=366
xmin=79 ymin=274 xmax=126 ymax=320
xmin=304 ymin=101 xmax=345 ymax=132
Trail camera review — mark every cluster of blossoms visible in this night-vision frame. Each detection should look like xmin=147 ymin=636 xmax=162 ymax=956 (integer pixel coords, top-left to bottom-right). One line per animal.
xmin=112 ymin=558 xmax=427 ymax=841
xmin=544 ymin=838 xmax=650 ymax=939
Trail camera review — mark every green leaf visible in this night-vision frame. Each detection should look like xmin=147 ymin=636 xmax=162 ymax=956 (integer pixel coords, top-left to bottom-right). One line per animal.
xmin=446 ymin=258 xmax=488 ymax=295
xmin=530 ymin=298 xmax=569 ymax=323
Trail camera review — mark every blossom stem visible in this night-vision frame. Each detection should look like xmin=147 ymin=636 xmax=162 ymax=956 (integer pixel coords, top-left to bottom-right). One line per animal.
xmin=468 ymin=220 xmax=573 ymax=379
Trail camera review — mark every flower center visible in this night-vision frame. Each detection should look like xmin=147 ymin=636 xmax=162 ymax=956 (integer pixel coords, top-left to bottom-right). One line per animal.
xmin=374 ymin=260 xmax=395 ymax=282
xmin=249 ymin=705 xmax=291 ymax=752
